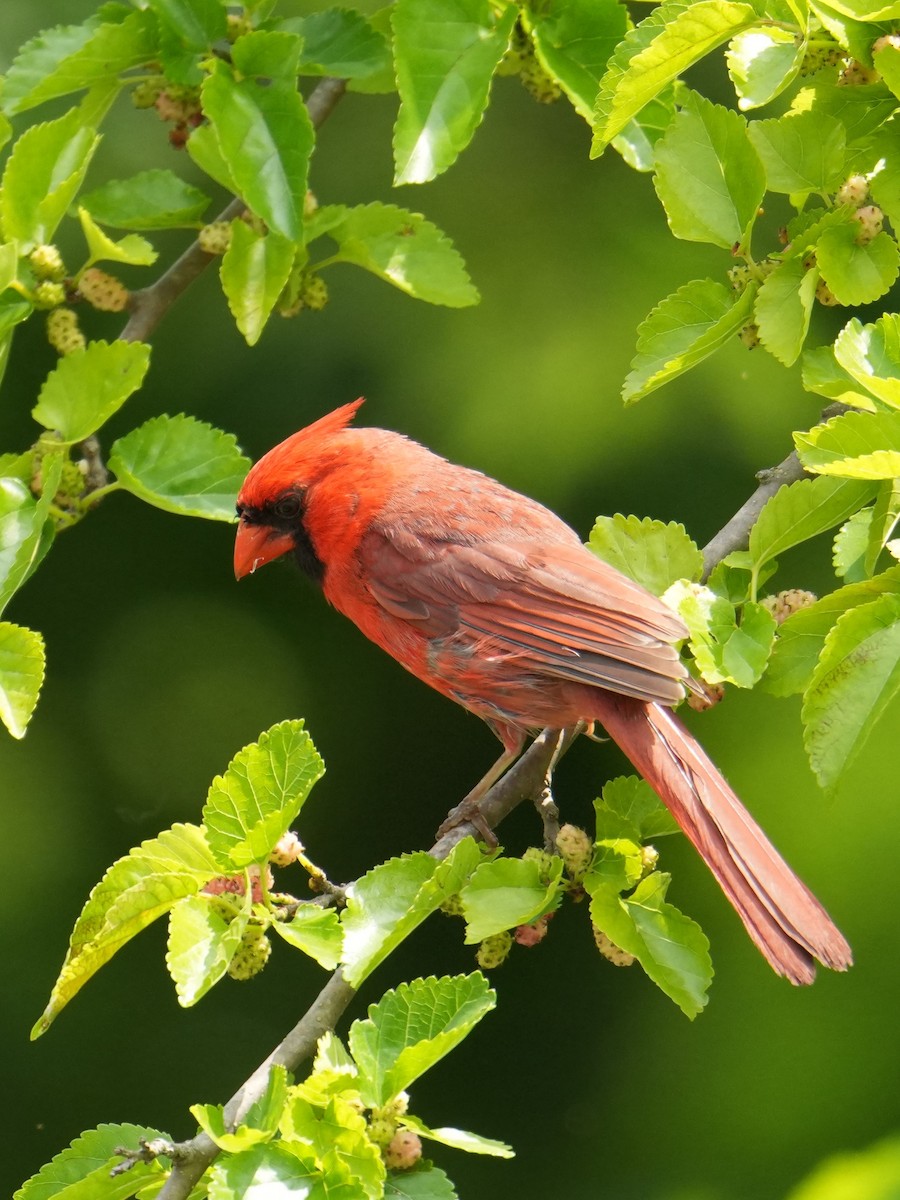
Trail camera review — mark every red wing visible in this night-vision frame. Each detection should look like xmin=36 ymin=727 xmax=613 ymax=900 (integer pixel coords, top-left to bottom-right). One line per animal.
xmin=358 ymin=526 xmax=689 ymax=705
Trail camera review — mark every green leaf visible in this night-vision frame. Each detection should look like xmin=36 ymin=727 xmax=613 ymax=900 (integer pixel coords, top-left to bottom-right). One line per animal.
xmin=220 ymin=221 xmax=296 ymax=346
xmin=611 ymin=88 xmax=678 ymax=172
xmin=787 ymin=1134 xmax=900 ymax=1200
xmin=816 ymin=224 xmax=900 ymax=306
xmin=79 ymin=169 xmax=211 ymax=230
xmin=401 ymin=1114 xmax=513 ymax=1159
xmin=754 ymin=256 xmax=818 ymax=366
xmin=749 ymin=475 xmax=878 ymax=573
xmin=726 ymin=26 xmax=805 ymax=110
xmin=663 ymin=581 xmax=776 ymax=687
xmin=282 ymin=1094 xmax=385 ymax=1198
xmin=802 ymin=592 xmax=900 ymax=789
xmin=202 ymin=720 xmax=324 ymax=869
xmin=526 ymin=0 xmax=628 ymax=123
xmin=793 ymin=77 xmax=896 ymax=142
xmin=1 ymin=12 xmax=159 ymax=116
xmin=392 ymin=0 xmax=517 ymax=184
xmin=385 ymin=1166 xmax=460 ymax=1199
xmin=587 ymin=871 xmax=712 ymax=1017
xmin=588 ymin=513 xmax=703 ymax=593
xmin=0 ymin=110 xmax=100 ymax=247
xmin=166 ymin=893 xmax=250 ymax=1006
xmin=0 ymin=622 xmax=45 ymax=740
xmin=867 ymin=478 xmax=900 ymax=574
xmin=348 ymin=974 xmax=496 ymax=1107
xmin=747 ymin=110 xmax=846 ymax=194
xmin=272 ymin=905 xmax=343 ymax=971
xmin=77 ymin=206 xmax=157 ymax=267
xmin=201 ymin=33 xmax=313 ymax=240
xmin=0 ymin=455 xmax=62 ymax=616
xmin=12 ymin=1123 xmax=169 ymax=1200
xmin=834 ymin=314 xmax=900 ymax=408
xmin=186 ymin=120 xmax=239 ymax=194
xmin=108 ymin=413 xmax=251 ymax=520
xmin=460 ymin=856 xmax=564 ymax=942
xmin=801 ymin=344 xmax=879 ymax=410
xmin=623 ymin=278 xmax=756 ymax=403
xmin=32 ymin=339 xmax=151 ymax=443
xmin=33 ymin=822 xmax=219 ymax=1036
xmin=192 ymin=1102 xmax=275 ymax=1154
xmin=208 ymin=1143 xmax=321 ymax=1199
xmin=596 ymin=775 xmax=680 ymax=839
xmin=653 ymin=91 xmax=765 ymax=249
xmin=289 ymin=10 xmax=392 ymax=81
xmin=795 ymin=409 xmax=900 ymax=479
xmin=309 ymin=203 xmax=478 ymax=307
xmin=147 ymin=0 xmax=226 ymax=48
xmin=764 ymin=566 xmax=900 ymax=695
xmin=341 ymin=839 xmax=483 ymax=987
xmin=833 ymin=507 xmax=873 ymax=581
xmin=592 ymin=0 xmax=757 ymax=151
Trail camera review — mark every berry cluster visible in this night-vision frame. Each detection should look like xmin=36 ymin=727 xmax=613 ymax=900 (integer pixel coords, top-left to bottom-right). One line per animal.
xmin=132 ymin=77 xmax=203 ymax=147
xmin=278 ymin=271 xmax=330 ymax=317
xmin=760 ymin=588 xmax=818 ymax=624
xmin=498 ymin=21 xmax=561 ymax=103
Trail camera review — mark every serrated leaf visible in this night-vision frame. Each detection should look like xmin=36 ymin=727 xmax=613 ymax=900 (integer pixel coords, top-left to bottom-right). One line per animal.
xmin=33 ymin=822 xmax=219 ymax=1036
xmin=147 ymin=0 xmax=226 ymax=48
xmin=220 ymin=221 xmax=296 ymax=346
xmin=833 ymin=507 xmax=873 ymax=581
xmin=193 ymin=1069 xmax=288 ymax=1156
xmin=108 ymin=413 xmax=251 ymax=520
xmin=597 ymin=775 xmax=680 ymax=839
xmin=208 ymin=1143 xmax=321 ymax=1199
xmin=747 ymin=110 xmax=846 ymax=194
xmin=801 ymin=344 xmax=879 ymax=410
xmin=202 ymin=720 xmax=324 ymax=869
xmin=32 ymin=339 xmax=151 ymax=443
xmin=765 ymin=565 xmax=900 ymax=695
xmin=795 ymin=409 xmax=900 ymax=479
xmin=592 ymin=0 xmax=757 ymax=151
xmin=12 ymin=1123 xmax=169 ymax=1200
xmin=586 ymin=871 xmax=712 ymax=1017
xmin=385 ymin=1166 xmax=459 ymax=1199
xmin=348 ymin=974 xmax=495 ymax=1107
xmin=0 ymin=622 xmax=45 ymax=739
xmin=186 ymin=121 xmax=239 ymax=194
xmin=167 ymin=893 xmax=250 ymax=1006
xmin=79 ymin=169 xmax=210 ymax=230
xmin=288 ymin=9 xmax=391 ymax=81
xmin=816 ymin=224 xmax=900 ymax=306
xmin=282 ymin=1094 xmax=385 ymax=1198
xmin=201 ymin=34 xmax=313 ymax=240
xmin=309 ymin=202 xmax=478 ymax=307
xmin=623 ymin=277 xmax=756 ymax=403
xmin=588 ymin=513 xmax=703 ymax=594
xmin=0 ymin=455 xmax=62 ymax=616
xmin=272 ymin=905 xmax=343 ymax=970
xmin=79 ymin=205 xmax=156 ymax=271
xmin=749 ymin=475 xmax=878 ymax=573
xmin=341 ymin=839 xmax=483 ymax=987
xmin=834 ymin=314 xmax=900 ymax=408
xmin=653 ymin=92 xmax=765 ymax=249
xmin=868 ymin=478 xmax=900 ymax=574
xmin=460 ymin=856 xmax=564 ymax=942
xmin=2 ymin=12 xmax=159 ymax=116
xmin=663 ymin=581 xmax=776 ymax=686
xmin=527 ymin=0 xmax=628 ymax=123
xmin=401 ymin=1114 xmax=513 ymax=1159
xmin=802 ymin=592 xmax=900 ymax=789
xmin=754 ymin=256 xmax=818 ymax=366
xmin=0 ymin=110 xmax=100 ymax=247
xmin=727 ymin=26 xmax=805 ymax=110
xmin=392 ymin=0 xmax=517 ymax=184
xmin=611 ymin=88 xmax=678 ymax=172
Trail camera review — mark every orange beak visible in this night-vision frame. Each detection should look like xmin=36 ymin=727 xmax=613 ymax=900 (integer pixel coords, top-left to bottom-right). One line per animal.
xmin=234 ymin=519 xmax=295 ymax=579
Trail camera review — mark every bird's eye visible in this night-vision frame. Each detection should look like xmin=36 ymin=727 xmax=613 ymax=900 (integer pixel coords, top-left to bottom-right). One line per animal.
xmin=273 ymin=492 xmax=303 ymax=521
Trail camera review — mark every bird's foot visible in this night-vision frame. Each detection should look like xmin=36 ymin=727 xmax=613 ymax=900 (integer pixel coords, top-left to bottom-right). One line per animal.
xmin=435 ymin=797 xmax=498 ymax=848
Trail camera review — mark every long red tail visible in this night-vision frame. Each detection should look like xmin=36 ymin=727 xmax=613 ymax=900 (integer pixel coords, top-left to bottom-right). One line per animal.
xmin=589 ymin=693 xmax=852 ymax=984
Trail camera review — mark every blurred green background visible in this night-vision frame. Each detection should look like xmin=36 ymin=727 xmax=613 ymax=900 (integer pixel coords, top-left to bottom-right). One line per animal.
xmin=3 ymin=5 xmax=899 ymax=1198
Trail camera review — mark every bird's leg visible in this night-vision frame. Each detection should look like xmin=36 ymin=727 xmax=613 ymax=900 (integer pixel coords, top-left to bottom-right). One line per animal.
xmin=435 ymin=744 xmax=521 ymax=846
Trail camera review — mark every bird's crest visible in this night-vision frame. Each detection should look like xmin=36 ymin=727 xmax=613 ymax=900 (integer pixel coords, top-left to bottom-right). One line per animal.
xmin=239 ymin=398 xmax=365 ymax=503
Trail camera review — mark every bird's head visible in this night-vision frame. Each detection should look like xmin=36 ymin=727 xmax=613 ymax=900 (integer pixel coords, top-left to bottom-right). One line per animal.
xmin=234 ymin=397 xmax=366 ymax=581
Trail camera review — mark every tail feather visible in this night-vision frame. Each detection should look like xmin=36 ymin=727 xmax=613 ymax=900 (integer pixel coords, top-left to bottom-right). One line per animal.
xmin=589 ymin=694 xmax=852 ymax=985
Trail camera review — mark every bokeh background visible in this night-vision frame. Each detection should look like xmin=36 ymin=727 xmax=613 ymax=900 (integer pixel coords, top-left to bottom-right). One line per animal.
xmin=3 ymin=4 xmax=899 ymax=1198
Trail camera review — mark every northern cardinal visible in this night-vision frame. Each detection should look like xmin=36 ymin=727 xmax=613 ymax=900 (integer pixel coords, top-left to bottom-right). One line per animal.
xmin=234 ymin=399 xmax=851 ymax=985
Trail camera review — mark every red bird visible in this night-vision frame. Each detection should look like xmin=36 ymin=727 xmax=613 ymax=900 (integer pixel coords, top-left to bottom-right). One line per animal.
xmin=234 ymin=399 xmax=851 ymax=985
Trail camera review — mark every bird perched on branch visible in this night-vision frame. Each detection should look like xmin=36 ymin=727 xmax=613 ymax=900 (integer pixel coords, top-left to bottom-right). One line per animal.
xmin=234 ymin=399 xmax=851 ymax=985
